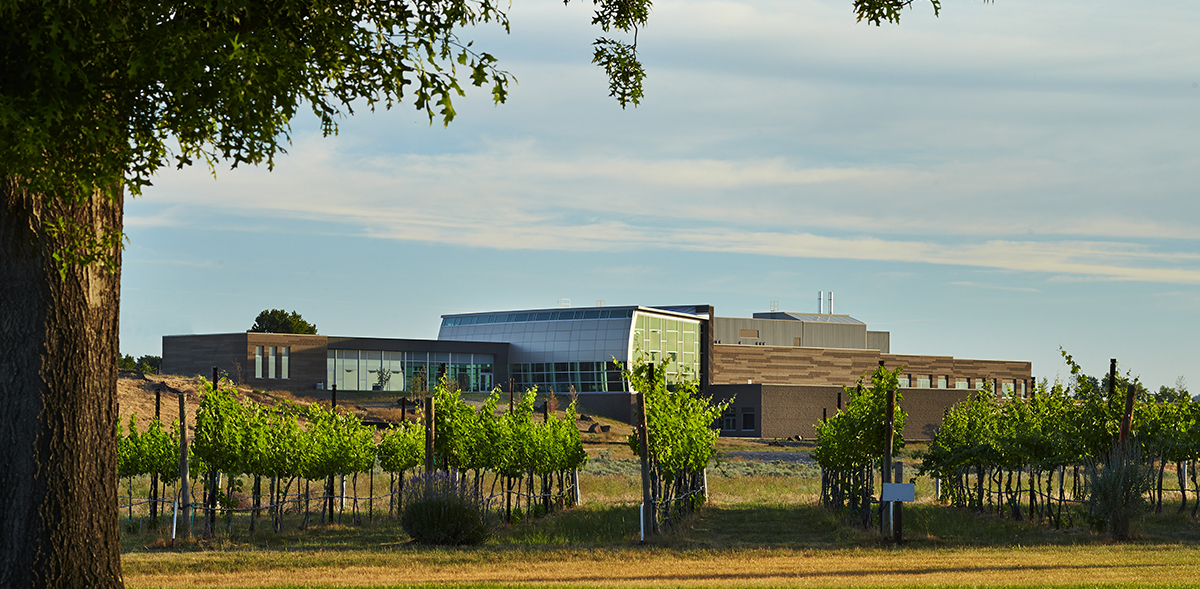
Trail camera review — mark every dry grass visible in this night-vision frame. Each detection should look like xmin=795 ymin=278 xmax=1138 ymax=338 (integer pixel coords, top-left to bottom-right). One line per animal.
xmin=122 ymin=544 xmax=1200 ymax=588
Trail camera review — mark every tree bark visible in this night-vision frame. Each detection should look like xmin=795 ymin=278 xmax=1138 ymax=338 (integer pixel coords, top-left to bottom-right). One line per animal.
xmin=0 ymin=178 xmax=124 ymax=588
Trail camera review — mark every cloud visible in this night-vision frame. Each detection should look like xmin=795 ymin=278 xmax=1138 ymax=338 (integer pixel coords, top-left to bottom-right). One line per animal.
xmin=950 ymin=281 xmax=1041 ymax=293
xmin=137 ymin=134 xmax=1200 ymax=285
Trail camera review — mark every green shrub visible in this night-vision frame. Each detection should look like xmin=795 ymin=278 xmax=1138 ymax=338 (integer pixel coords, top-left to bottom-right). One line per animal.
xmin=401 ymin=473 xmax=493 ymax=545
xmin=1087 ymin=443 xmax=1153 ymax=541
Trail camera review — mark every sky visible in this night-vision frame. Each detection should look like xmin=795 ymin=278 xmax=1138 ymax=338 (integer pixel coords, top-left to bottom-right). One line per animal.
xmin=121 ymin=0 xmax=1199 ymax=392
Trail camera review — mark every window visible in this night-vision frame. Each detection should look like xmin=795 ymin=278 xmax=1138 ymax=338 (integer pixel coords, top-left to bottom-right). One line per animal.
xmin=937 ymin=375 xmax=947 ymax=389
xmin=916 ymin=375 xmax=931 ymax=388
xmin=955 ymin=378 xmax=969 ymax=389
xmin=742 ymin=407 xmax=756 ymax=431
xmin=281 ymin=347 xmax=290 ymax=379
xmin=898 ymin=374 xmax=910 ymax=387
xmin=739 ymin=329 xmax=759 ymax=339
xmin=268 ymin=346 xmax=276 ymax=379
xmin=255 ymin=346 xmax=263 ymax=378
xmin=1020 ymin=380 xmax=1027 ymax=396
xmin=722 ymin=413 xmax=736 ymax=431
xmin=1003 ymin=380 xmax=1014 ymax=394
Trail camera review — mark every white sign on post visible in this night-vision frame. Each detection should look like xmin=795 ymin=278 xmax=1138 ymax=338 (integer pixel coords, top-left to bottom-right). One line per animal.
xmin=881 ymin=482 xmax=915 ymax=502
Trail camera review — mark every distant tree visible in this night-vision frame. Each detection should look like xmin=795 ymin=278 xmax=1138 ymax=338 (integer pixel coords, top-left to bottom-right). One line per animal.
xmin=135 ymin=355 xmax=161 ymax=375
xmin=117 ymin=354 xmax=136 ymax=371
xmin=250 ymin=310 xmax=317 ymax=335
xmin=1156 ymin=376 xmax=1190 ymax=403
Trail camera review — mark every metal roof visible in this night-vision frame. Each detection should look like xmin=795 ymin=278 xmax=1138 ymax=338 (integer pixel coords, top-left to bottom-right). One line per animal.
xmin=751 ymin=312 xmax=865 ymax=324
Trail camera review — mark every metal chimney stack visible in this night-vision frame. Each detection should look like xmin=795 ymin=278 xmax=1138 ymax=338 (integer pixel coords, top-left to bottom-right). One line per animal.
xmin=828 ymin=292 xmax=833 ymax=315
xmin=818 ymin=291 xmax=823 ymax=314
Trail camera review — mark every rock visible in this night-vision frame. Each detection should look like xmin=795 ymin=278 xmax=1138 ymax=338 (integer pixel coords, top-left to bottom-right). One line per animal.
xmin=599 ymin=425 xmax=611 ymax=433
xmin=579 ymin=414 xmax=594 ymax=422
xmin=587 ymin=422 xmax=601 ymax=433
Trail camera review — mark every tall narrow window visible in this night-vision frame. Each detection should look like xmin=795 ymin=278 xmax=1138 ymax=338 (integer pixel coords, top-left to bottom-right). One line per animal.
xmin=268 ymin=346 xmax=276 ymax=379
xmin=916 ymin=375 xmax=931 ymax=388
xmin=281 ymin=347 xmax=290 ymax=379
xmin=898 ymin=374 xmax=910 ymax=388
xmin=742 ymin=408 xmax=756 ymax=432
xmin=937 ymin=375 xmax=947 ymax=389
xmin=255 ymin=346 xmax=263 ymax=378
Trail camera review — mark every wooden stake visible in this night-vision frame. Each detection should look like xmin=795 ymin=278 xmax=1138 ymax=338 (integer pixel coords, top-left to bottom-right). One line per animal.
xmin=882 ymin=388 xmax=895 ymax=536
xmin=178 ymin=391 xmax=190 ymax=539
xmin=638 ymin=388 xmax=652 ymax=540
xmin=1120 ymin=383 xmax=1136 ymax=445
xmin=425 ymin=396 xmax=436 ymax=475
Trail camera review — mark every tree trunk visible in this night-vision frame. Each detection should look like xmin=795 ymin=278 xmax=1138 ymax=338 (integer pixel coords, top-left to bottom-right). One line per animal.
xmin=0 ymin=179 xmax=124 ymax=589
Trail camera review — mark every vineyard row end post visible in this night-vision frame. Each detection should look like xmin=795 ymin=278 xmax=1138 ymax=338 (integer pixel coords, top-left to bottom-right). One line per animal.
xmin=638 ymin=388 xmax=652 ymax=541
xmin=178 ymin=390 xmax=190 ymax=539
xmin=882 ymin=387 xmax=895 ymax=538
xmin=425 ymin=396 xmax=436 ymax=476
xmin=893 ymin=460 xmax=903 ymax=544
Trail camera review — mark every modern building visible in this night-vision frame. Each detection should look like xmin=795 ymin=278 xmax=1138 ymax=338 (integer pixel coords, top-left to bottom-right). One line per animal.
xmin=162 ymin=303 xmax=1031 ymax=440
xmin=161 ymin=333 xmax=508 ymax=394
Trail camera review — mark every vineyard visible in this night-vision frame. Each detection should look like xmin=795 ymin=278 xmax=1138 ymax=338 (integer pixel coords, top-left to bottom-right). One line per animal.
xmin=116 ymin=357 xmax=729 ymax=541
xmin=117 ymin=352 xmax=1198 ymax=546
xmin=810 ymin=352 xmax=1198 ymax=541
xmin=118 ymin=375 xmax=590 ymax=538
xmin=916 ymin=353 xmax=1199 ymax=538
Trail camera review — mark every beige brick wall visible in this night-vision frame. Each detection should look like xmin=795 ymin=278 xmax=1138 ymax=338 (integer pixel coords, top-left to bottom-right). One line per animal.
xmin=712 ymin=344 xmax=1031 ymax=390
xmin=709 ymin=344 xmax=1031 ymax=441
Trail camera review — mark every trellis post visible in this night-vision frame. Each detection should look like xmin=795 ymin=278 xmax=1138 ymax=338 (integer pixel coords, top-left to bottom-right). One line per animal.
xmin=178 ymin=390 xmax=190 ymax=539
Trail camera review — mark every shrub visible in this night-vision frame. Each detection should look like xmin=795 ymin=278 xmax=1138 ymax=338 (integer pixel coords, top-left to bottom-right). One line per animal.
xmin=1087 ymin=443 xmax=1153 ymax=541
xmin=401 ymin=473 xmax=493 ymax=545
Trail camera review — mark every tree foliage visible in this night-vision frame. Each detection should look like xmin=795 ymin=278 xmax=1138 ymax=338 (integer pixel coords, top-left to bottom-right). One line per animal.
xmin=1 ymin=0 xmax=654 ymax=271
xmin=250 ymin=309 xmax=318 ymax=335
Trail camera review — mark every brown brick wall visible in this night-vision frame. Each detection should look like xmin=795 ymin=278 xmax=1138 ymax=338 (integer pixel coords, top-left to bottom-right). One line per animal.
xmin=710 ymin=383 xmax=980 ymax=441
xmin=711 ymin=345 xmax=881 ymax=386
xmin=708 ymin=344 xmax=1031 ymax=441
xmin=760 ymin=384 xmax=839 ymax=440
xmin=711 ymin=344 xmax=1031 ymax=390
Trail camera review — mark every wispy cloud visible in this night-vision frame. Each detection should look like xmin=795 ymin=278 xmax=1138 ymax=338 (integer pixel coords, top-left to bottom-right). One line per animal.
xmin=139 ymin=137 xmax=1200 ymax=285
xmin=950 ymin=281 xmax=1041 ymax=293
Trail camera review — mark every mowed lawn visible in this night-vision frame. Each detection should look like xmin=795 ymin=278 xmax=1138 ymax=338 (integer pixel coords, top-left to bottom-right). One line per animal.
xmin=123 ymin=543 xmax=1200 ymax=588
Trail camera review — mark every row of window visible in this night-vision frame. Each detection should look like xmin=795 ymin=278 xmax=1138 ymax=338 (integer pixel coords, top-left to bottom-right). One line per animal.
xmin=326 ymin=349 xmax=495 ymax=392
xmin=509 ymin=361 xmax=626 ymax=393
xmin=720 ymin=408 xmax=756 ymax=432
xmin=442 ymin=308 xmax=636 ymax=327
xmin=896 ymin=375 xmax=1026 ymax=395
xmin=254 ymin=346 xmax=290 ymax=380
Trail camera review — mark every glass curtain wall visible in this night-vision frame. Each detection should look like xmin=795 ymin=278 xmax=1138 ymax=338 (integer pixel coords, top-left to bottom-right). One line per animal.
xmin=327 ymin=350 xmax=494 ymax=392
xmin=631 ymin=313 xmax=701 ymax=385
xmin=509 ymin=361 xmax=625 ymax=393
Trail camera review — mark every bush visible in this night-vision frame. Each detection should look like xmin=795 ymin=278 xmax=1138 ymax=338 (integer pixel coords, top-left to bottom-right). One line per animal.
xmin=1087 ymin=443 xmax=1153 ymax=541
xmin=401 ymin=473 xmax=493 ymax=545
